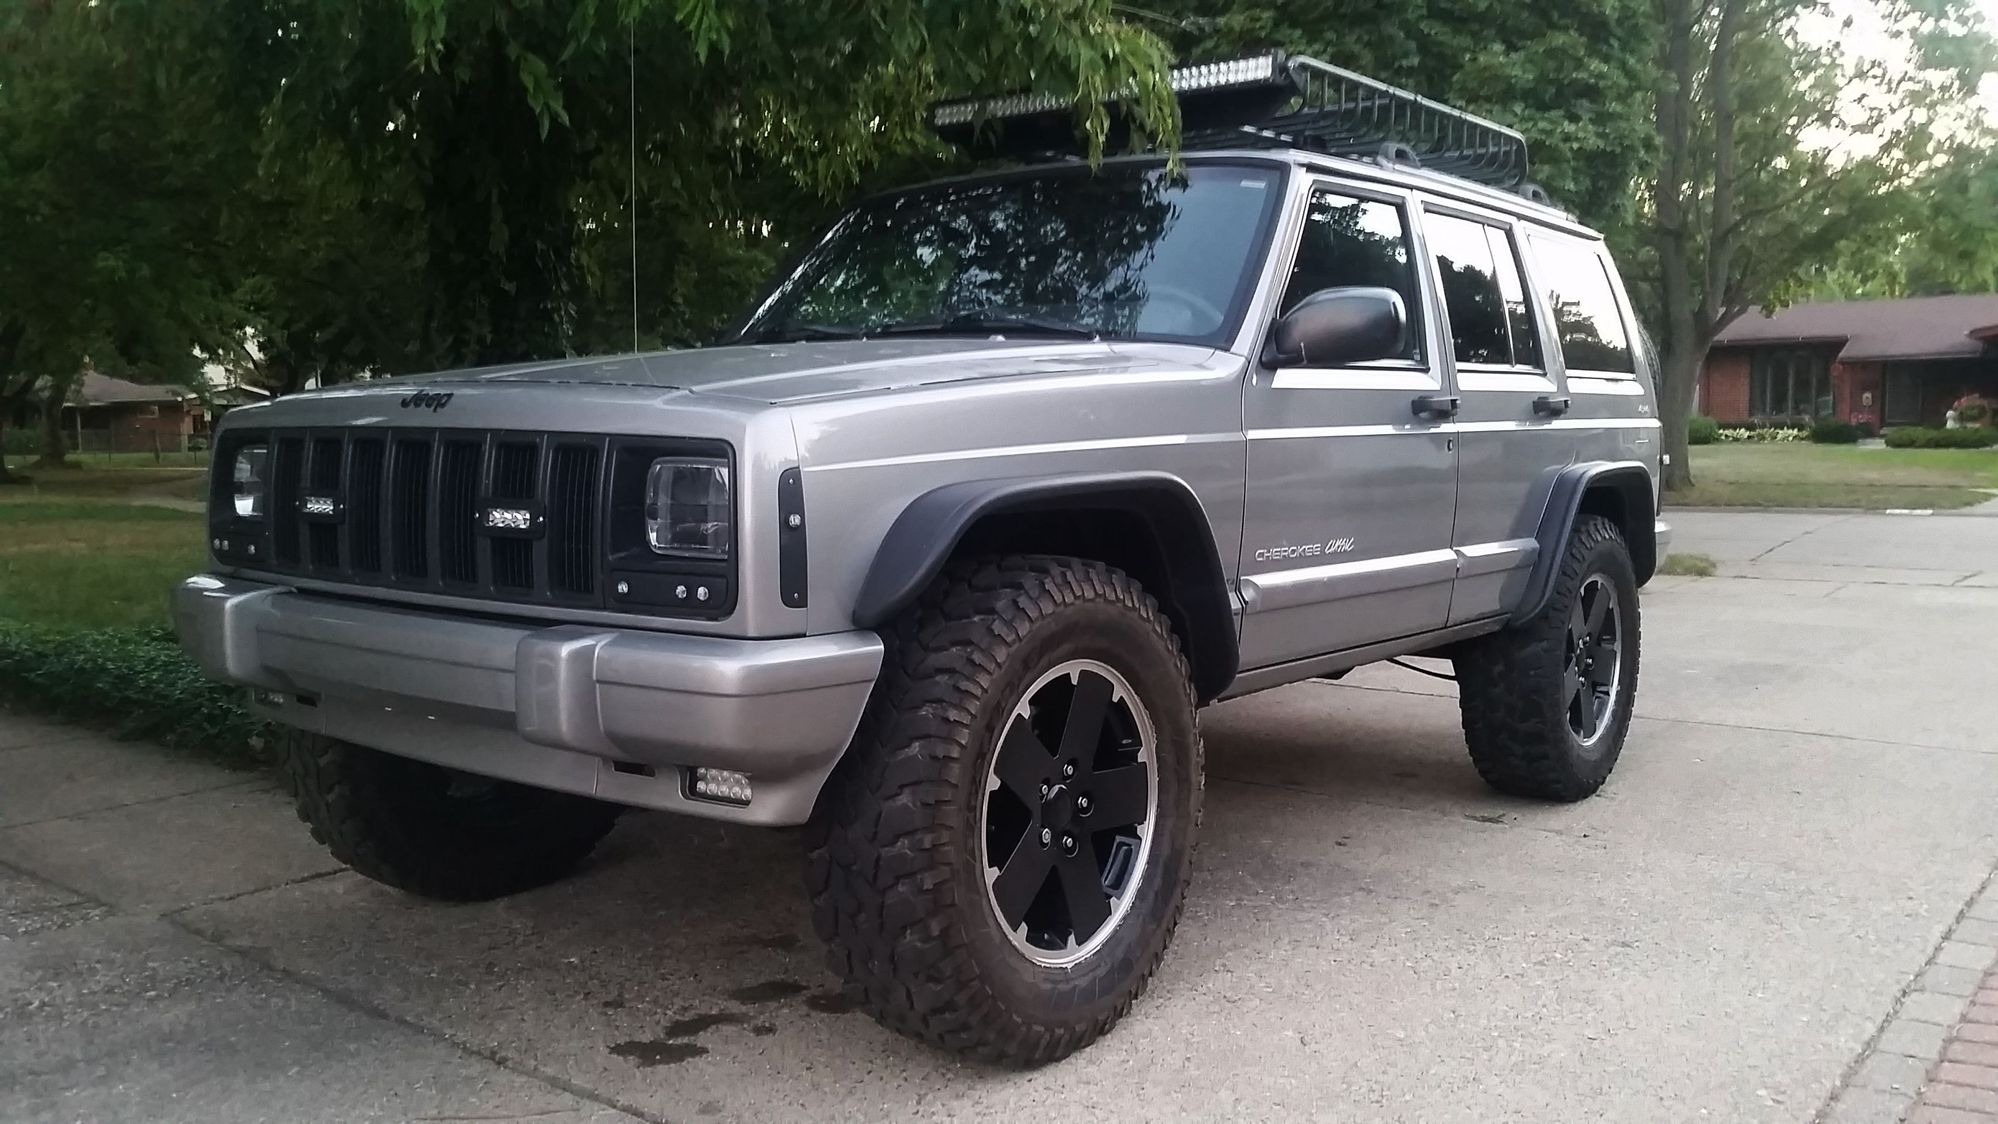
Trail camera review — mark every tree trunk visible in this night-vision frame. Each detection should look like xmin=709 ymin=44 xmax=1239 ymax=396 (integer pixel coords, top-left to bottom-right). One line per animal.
xmin=32 ymin=390 xmax=72 ymax=469
xmin=0 ymin=413 xmax=20 ymax=484
xmin=1658 ymin=337 xmax=1702 ymax=492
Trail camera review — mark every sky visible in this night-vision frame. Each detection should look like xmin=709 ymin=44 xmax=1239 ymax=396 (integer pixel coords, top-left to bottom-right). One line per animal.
xmin=1814 ymin=0 xmax=1998 ymax=124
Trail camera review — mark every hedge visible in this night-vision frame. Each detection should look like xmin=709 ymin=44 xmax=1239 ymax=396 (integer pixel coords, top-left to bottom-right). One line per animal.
xmin=1883 ymin=426 xmax=1998 ymax=449
xmin=0 ymin=623 xmax=271 ymax=769
xmin=1688 ymin=416 xmax=1720 ymax=446
xmin=1808 ymin=419 xmax=1868 ymax=444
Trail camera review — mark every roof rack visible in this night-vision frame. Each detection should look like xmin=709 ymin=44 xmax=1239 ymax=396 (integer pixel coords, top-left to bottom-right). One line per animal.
xmin=930 ymin=51 xmax=1536 ymax=192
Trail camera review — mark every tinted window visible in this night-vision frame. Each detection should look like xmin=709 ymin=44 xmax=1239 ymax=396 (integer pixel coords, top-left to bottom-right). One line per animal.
xmin=744 ymin=165 xmax=1281 ymax=346
xmin=1280 ymin=190 xmax=1422 ymax=362
xmin=1530 ymin=236 xmax=1636 ymax=374
xmin=1427 ymin=213 xmax=1540 ymax=368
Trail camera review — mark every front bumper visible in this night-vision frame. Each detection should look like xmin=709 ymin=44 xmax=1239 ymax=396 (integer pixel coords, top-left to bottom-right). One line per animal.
xmin=173 ymin=575 xmax=883 ymax=825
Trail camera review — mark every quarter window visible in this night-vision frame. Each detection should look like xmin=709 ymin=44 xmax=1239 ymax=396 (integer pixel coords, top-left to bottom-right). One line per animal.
xmin=1529 ymin=236 xmax=1636 ymax=374
xmin=1280 ymin=190 xmax=1422 ymax=363
xmin=1426 ymin=213 xmax=1541 ymax=368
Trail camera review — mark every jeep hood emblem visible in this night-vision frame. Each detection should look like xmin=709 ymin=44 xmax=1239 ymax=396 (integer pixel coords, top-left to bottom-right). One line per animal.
xmin=400 ymin=390 xmax=454 ymax=412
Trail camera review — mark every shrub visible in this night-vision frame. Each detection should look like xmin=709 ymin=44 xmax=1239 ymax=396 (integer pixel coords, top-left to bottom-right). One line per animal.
xmin=1808 ymin=419 xmax=1865 ymax=444
xmin=0 ymin=624 xmax=270 ymax=769
xmin=1954 ymin=394 xmax=1995 ymax=426
xmin=1688 ymin=416 xmax=1720 ymax=445
xmin=1884 ymin=426 xmax=1998 ymax=449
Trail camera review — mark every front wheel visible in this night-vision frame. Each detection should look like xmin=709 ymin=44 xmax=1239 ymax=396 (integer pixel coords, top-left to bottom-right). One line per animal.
xmin=280 ymin=732 xmax=622 ymax=900
xmin=806 ymin=555 xmax=1202 ymax=1066
xmin=1452 ymin=515 xmax=1641 ymax=801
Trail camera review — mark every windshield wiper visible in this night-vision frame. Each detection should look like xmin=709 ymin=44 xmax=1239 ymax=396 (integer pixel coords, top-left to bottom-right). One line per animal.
xmin=872 ymin=313 xmax=1100 ymax=341
xmin=751 ymin=322 xmax=866 ymax=344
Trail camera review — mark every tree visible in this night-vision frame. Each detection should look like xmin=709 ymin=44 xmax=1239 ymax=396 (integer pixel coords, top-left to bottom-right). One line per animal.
xmin=232 ymin=0 xmax=1186 ymax=370
xmin=1646 ymin=0 xmax=1992 ymax=489
xmin=0 ymin=0 xmax=242 ymax=469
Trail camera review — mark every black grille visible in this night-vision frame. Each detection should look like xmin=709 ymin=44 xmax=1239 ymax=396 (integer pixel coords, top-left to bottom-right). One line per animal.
xmin=252 ymin=428 xmax=614 ymax=608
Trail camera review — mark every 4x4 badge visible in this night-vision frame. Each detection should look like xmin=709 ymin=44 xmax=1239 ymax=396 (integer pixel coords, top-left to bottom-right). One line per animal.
xmin=399 ymin=390 xmax=454 ymax=412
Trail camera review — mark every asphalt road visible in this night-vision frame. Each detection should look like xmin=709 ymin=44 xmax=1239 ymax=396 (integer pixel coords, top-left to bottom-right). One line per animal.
xmin=5 ymin=508 xmax=1998 ymax=1123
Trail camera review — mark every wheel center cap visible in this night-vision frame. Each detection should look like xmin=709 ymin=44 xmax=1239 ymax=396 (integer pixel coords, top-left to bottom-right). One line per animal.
xmin=1040 ymin=782 xmax=1077 ymax=831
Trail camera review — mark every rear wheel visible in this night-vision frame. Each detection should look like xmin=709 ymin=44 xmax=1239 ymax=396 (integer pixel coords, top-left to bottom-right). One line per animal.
xmin=806 ymin=555 xmax=1202 ymax=1065
xmin=1452 ymin=515 xmax=1641 ymax=801
xmin=280 ymin=732 xmax=621 ymax=900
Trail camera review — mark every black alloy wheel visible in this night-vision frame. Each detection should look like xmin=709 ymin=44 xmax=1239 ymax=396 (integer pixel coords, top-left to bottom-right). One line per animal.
xmin=980 ymin=659 xmax=1158 ymax=966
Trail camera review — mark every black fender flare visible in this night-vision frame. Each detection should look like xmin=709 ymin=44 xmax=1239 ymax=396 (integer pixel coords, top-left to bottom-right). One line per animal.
xmin=850 ymin=472 xmax=1239 ymax=702
xmin=1510 ymin=461 xmax=1658 ymax=625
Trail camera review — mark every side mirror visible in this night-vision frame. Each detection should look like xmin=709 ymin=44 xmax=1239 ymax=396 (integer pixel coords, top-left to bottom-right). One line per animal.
xmin=1263 ymin=286 xmax=1408 ymax=369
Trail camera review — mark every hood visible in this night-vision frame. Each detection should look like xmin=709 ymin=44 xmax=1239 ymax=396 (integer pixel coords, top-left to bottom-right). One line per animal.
xmin=377 ymin=339 xmax=1216 ymax=405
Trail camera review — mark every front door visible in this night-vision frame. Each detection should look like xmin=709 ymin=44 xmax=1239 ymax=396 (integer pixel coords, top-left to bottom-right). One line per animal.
xmin=1885 ymin=364 xmax=1924 ymax=427
xmin=1236 ymin=181 xmax=1459 ymax=671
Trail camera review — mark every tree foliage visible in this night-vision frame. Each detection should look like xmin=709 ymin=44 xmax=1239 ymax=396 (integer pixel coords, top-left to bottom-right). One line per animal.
xmin=0 ymin=0 xmax=240 ymax=469
xmin=1644 ymin=0 xmax=1993 ymax=490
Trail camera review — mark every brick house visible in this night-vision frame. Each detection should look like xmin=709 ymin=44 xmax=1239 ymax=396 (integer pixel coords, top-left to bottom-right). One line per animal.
xmin=1699 ymin=294 xmax=1998 ymax=429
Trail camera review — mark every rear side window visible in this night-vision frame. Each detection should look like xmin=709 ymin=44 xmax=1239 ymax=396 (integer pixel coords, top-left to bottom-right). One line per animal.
xmin=1529 ymin=236 xmax=1636 ymax=374
xmin=1280 ymin=189 xmax=1423 ymax=362
xmin=1425 ymin=213 xmax=1541 ymax=369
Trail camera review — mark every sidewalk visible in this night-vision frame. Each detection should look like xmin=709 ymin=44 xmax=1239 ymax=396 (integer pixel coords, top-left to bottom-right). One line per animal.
xmin=0 ymin=711 xmax=640 ymax=1123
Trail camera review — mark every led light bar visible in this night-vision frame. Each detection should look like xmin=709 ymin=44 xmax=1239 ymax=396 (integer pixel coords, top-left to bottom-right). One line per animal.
xmin=485 ymin=507 xmax=534 ymax=531
xmin=930 ymin=50 xmax=1287 ymax=130
xmin=301 ymin=495 xmax=339 ymax=517
xmin=688 ymin=768 xmax=753 ymax=806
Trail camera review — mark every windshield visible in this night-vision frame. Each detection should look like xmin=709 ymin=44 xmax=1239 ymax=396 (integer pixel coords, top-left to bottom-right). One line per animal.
xmin=740 ymin=163 xmax=1284 ymax=347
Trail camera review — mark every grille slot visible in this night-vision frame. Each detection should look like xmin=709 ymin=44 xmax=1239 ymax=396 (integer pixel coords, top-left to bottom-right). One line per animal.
xmin=270 ymin=437 xmax=305 ymax=565
xmin=491 ymin=441 xmax=539 ymax=501
xmin=389 ymin=436 xmax=431 ymax=580
xmin=348 ymin=437 xmax=387 ymax=575
xmin=438 ymin=439 xmax=481 ymax=585
xmin=548 ymin=444 xmax=600 ymax=597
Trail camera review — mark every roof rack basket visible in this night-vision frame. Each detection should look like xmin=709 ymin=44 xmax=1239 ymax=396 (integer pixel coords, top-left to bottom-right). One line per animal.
xmin=931 ymin=51 xmax=1534 ymax=192
xmin=1192 ymin=55 xmax=1530 ymax=189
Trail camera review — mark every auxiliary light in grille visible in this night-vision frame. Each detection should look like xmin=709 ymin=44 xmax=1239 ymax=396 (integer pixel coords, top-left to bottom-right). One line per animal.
xmin=484 ymin=507 xmax=535 ymax=531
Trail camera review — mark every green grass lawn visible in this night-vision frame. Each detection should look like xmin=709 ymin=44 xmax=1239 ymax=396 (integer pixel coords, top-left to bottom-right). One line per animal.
xmin=2 ymin=462 xmax=210 ymax=631
xmin=1673 ymin=444 xmax=1998 ymax=510
xmin=0 ymin=503 xmax=206 ymax=630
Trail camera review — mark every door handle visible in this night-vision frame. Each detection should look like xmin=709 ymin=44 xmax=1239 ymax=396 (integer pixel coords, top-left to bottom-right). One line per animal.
xmin=1533 ymin=395 xmax=1571 ymax=417
xmin=1411 ymin=394 xmax=1460 ymax=420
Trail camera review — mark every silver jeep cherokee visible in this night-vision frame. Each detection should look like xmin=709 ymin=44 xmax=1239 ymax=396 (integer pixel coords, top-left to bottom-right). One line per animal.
xmin=177 ymin=54 xmax=1668 ymax=1065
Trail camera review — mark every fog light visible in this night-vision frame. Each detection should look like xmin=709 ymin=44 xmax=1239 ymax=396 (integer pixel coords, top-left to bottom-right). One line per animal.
xmin=688 ymin=768 xmax=752 ymax=806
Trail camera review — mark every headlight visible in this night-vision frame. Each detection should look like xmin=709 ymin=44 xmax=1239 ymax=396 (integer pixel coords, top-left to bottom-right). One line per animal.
xmin=232 ymin=445 xmax=269 ymax=518
xmin=644 ymin=457 xmax=731 ymax=558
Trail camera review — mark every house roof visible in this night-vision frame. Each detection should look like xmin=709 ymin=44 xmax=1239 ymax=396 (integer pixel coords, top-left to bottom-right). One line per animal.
xmin=1713 ymin=294 xmax=1998 ymax=362
xmin=74 ymin=373 xmax=196 ymax=406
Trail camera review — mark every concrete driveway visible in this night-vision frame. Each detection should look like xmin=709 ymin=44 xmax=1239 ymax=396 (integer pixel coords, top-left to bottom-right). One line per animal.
xmin=5 ymin=509 xmax=1998 ymax=1123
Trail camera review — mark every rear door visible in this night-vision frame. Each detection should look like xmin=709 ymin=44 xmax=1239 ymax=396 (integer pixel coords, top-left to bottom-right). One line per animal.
xmin=1416 ymin=203 xmax=1571 ymax=623
xmin=1236 ymin=179 xmax=1459 ymax=670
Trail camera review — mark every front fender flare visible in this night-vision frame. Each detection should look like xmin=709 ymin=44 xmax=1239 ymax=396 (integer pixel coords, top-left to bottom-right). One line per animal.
xmin=850 ymin=472 xmax=1238 ymax=702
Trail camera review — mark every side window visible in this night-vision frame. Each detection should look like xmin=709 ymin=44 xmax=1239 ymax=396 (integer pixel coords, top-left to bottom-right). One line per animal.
xmin=1529 ymin=236 xmax=1636 ymax=374
xmin=1426 ymin=213 xmax=1540 ymax=368
xmin=1280 ymin=189 xmax=1422 ymax=363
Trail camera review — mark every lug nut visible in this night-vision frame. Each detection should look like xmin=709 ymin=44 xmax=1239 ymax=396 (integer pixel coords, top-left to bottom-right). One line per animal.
xmin=1039 ymin=827 xmax=1052 ymax=848
xmin=1039 ymin=782 xmax=1050 ymax=798
xmin=1062 ymin=762 xmax=1075 ymax=779
xmin=1060 ymin=834 xmax=1078 ymax=856
xmin=1076 ymin=795 xmax=1092 ymax=816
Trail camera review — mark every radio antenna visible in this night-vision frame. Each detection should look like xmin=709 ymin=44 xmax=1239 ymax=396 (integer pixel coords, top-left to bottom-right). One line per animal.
xmin=628 ymin=14 xmax=640 ymax=353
